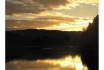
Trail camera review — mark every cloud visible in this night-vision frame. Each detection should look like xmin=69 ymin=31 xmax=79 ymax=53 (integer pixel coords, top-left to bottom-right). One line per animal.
xmin=6 ymin=16 xmax=78 ymax=28
xmin=6 ymin=0 xmax=47 ymax=15
xmin=36 ymin=11 xmax=64 ymax=16
xmin=6 ymin=0 xmax=70 ymax=15
xmin=6 ymin=0 xmax=98 ymax=15
xmin=75 ymin=0 xmax=98 ymax=4
xmin=6 ymin=19 xmax=60 ymax=31
xmin=35 ymin=16 xmax=76 ymax=22
xmin=6 ymin=11 xmax=75 ymax=20
xmin=32 ymin=0 xmax=69 ymax=7
xmin=6 ymin=16 xmax=91 ymax=31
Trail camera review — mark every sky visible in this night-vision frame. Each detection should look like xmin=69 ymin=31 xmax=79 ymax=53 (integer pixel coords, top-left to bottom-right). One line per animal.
xmin=6 ymin=0 xmax=98 ymax=31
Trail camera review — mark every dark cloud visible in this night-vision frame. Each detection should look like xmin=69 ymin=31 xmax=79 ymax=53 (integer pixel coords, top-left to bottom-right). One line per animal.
xmin=32 ymin=0 xmax=69 ymax=7
xmin=6 ymin=0 xmax=46 ymax=15
xmin=6 ymin=0 xmax=98 ymax=16
xmin=6 ymin=0 xmax=69 ymax=15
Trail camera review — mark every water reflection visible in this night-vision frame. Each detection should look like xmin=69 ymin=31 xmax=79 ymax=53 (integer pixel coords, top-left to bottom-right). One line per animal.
xmin=6 ymin=55 xmax=88 ymax=70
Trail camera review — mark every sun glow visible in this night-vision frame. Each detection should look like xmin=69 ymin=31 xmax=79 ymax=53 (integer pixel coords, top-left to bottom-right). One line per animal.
xmin=36 ymin=18 xmax=93 ymax=31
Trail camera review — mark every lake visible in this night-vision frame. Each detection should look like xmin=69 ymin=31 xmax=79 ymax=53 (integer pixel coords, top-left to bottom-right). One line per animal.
xmin=6 ymin=46 xmax=88 ymax=70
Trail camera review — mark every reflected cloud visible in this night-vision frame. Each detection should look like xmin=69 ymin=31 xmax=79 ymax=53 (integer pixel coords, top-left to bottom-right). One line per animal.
xmin=6 ymin=55 xmax=88 ymax=70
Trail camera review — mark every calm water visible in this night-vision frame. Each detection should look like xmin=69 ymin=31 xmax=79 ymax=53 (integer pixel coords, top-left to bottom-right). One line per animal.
xmin=6 ymin=55 xmax=88 ymax=70
xmin=6 ymin=46 xmax=88 ymax=70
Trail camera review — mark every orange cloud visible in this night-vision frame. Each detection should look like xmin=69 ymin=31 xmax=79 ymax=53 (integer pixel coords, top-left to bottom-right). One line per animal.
xmin=6 ymin=16 xmax=92 ymax=31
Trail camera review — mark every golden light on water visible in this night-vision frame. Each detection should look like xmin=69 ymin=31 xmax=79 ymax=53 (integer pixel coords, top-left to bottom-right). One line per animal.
xmin=6 ymin=55 xmax=88 ymax=70
xmin=36 ymin=55 xmax=88 ymax=70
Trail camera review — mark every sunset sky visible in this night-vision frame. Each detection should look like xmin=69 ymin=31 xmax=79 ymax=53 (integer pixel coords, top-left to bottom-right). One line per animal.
xmin=6 ymin=0 xmax=98 ymax=31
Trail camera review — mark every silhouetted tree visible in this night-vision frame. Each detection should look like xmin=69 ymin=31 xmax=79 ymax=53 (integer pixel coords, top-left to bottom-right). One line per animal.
xmin=80 ymin=15 xmax=98 ymax=70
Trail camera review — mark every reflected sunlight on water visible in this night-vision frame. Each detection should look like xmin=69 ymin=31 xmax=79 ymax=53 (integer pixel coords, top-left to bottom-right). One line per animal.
xmin=6 ymin=55 xmax=88 ymax=70
xmin=36 ymin=55 xmax=88 ymax=70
